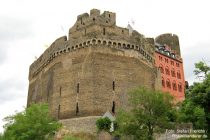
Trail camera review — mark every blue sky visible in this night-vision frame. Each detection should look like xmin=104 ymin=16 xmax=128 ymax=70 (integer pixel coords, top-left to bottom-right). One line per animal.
xmin=0 ymin=0 xmax=210 ymax=132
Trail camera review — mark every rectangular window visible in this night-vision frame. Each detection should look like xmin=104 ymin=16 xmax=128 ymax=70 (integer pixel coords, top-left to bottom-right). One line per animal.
xmin=103 ymin=28 xmax=105 ymax=35
xmin=178 ymin=84 xmax=182 ymax=92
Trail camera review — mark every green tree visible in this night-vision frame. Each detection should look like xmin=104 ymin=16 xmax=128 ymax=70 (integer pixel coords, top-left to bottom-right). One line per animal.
xmin=115 ymin=87 xmax=175 ymax=140
xmin=0 ymin=133 xmax=4 ymax=140
xmin=3 ymin=103 xmax=61 ymax=140
xmin=180 ymin=61 xmax=210 ymax=137
xmin=178 ymin=99 xmax=206 ymax=129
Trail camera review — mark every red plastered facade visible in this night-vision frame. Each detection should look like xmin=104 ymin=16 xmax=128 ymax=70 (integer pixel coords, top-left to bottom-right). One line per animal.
xmin=155 ymin=45 xmax=185 ymax=102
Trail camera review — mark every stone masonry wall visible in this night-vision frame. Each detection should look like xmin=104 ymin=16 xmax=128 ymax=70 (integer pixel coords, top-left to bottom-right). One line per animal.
xmin=59 ymin=116 xmax=100 ymax=134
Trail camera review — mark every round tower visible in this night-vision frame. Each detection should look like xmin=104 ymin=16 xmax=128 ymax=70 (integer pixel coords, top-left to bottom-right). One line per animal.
xmin=27 ymin=9 xmax=160 ymax=121
xmin=155 ymin=33 xmax=181 ymax=56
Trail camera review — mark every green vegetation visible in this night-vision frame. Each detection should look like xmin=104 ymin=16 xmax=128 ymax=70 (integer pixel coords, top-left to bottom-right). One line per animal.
xmin=115 ymin=87 xmax=175 ymax=140
xmin=2 ymin=103 xmax=61 ymax=140
xmin=178 ymin=61 xmax=210 ymax=138
xmin=63 ymin=135 xmax=82 ymax=140
xmin=63 ymin=132 xmax=96 ymax=140
xmin=0 ymin=133 xmax=3 ymax=140
xmin=96 ymin=117 xmax=112 ymax=132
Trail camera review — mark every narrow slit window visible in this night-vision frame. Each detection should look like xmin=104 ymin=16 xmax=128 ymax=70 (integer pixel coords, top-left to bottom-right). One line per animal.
xmin=59 ymin=86 xmax=62 ymax=97
xmin=77 ymin=83 xmax=79 ymax=93
xmin=58 ymin=105 xmax=61 ymax=119
xmin=76 ymin=102 xmax=79 ymax=115
xmin=112 ymin=81 xmax=115 ymax=91
xmin=112 ymin=101 xmax=115 ymax=114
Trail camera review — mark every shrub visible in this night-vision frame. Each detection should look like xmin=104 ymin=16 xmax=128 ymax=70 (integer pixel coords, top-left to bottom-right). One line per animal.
xmin=96 ymin=117 xmax=112 ymax=132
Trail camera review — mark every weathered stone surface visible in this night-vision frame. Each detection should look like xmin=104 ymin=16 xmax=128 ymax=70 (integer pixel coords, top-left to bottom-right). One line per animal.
xmin=59 ymin=116 xmax=100 ymax=134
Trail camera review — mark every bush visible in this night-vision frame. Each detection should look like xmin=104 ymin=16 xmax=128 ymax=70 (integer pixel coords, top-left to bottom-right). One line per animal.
xmin=96 ymin=117 xmax=112 ymax=132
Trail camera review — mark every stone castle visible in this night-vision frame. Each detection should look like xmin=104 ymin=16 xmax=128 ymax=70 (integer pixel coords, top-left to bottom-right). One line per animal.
xmin=27 ymin=9 xmax=182 ymax=130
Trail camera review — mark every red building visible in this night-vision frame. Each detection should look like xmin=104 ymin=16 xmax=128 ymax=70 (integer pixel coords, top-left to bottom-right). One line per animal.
xmin=154 ymin=38 xmax=185 ymax=102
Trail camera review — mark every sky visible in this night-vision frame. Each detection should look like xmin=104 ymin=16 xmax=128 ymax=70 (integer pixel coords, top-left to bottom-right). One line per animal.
xmin=0 ymin=0 xmax=210 ymax=133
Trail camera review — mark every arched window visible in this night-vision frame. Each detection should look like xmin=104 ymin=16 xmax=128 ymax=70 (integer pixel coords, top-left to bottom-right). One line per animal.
xmin=171 ymin=68 xmax=176 ymax=77
xmin=176 ymin=62 xmax=180 ymax=67
xmin=166 ymin=79 xmax=171 ymax=88
xmin=178 ymin=83 xmax=182 ymax=92
xmin=162 ymin=77 xmax=165 ymax=87
xmin=177 ymin=70 xmax=181 ymax=79
xmin=159 ymin=65 xmax=164 ymax=74
xmin=172 ymin=81 xmax=177 ymax=91
xmin=165 ymin=66 xmax=170 ymax=75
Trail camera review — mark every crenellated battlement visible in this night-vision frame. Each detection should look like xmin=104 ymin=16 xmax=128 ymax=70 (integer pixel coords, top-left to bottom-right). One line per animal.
xmin=29 ymin=9 xmax=156 ymax=80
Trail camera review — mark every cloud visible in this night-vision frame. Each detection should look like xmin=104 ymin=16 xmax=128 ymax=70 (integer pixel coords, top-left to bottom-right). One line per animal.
xmin=0 ymin=16 xmax=34 ymax=65
xmin=0 ymin=44 xmax=8 ymax=64
xmin=183 ymin=42 xmax=210 ymax=85
xmin=0 ymin=16 xmax=34 ymax=41
xmin=0 ymin=77 xmax=27 ymax=104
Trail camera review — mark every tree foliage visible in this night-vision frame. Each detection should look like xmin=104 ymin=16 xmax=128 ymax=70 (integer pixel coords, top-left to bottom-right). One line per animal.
xmin=178 ymin=100 xmax=206 ymax=129
xmin=179 ymin=61 xmax=210 ymax=137
xmin=115 ymin=87 xmax=175 ymax=140
xmin=2 ymin=103 xmax=61 ymax=140
xmin=0 ymin=133 xmax=3 ymax=140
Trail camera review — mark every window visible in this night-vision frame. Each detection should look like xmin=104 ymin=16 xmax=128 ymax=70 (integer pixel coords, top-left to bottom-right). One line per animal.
xmin=112 ymin=81 xmax=115 ymax=91
xmin=58 ymin=105 xmax=61 ymax=119
xmin=159 ymin=56 xmax=162 ymax=61
xmin=165 ymin=58 xmax=168 ymax=63
xmin=112 ymin=101 xmax=115 ymax=114
xmin=165 ymin=67 xmax=170 ymax=75
xmin=171 ymin=60 xmax=174 ymax=66
xmin=172 ymin=81 xmax=177 ymax=91
xmin=59 ymin=86 xmax=62 ymax=97
xmin=159 ymin=65 xmax=164 ymax=74
xmin=176 ymin=62 xmax=180 ymax=67
xmin=166 ymin=79 xmax=171 ymax=88
xmin=77 ymin=83 xmax=79 ymax=93
xmin=171 ymin=68 xmax=176 ymax=77
xmin=178 ymin=83 xmax=182 ymax=92
xmin=76 ymin=102 xmax=79 ymax=115
xmin=177 ymin=71 xmax=181 ymax=79
xmin=162 ymin=78 xmax=165 ymax=87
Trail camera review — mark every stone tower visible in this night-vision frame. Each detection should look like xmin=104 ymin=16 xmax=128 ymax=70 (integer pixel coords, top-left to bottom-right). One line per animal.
xmin=27 ymin=9 xmax=161 ymax=121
